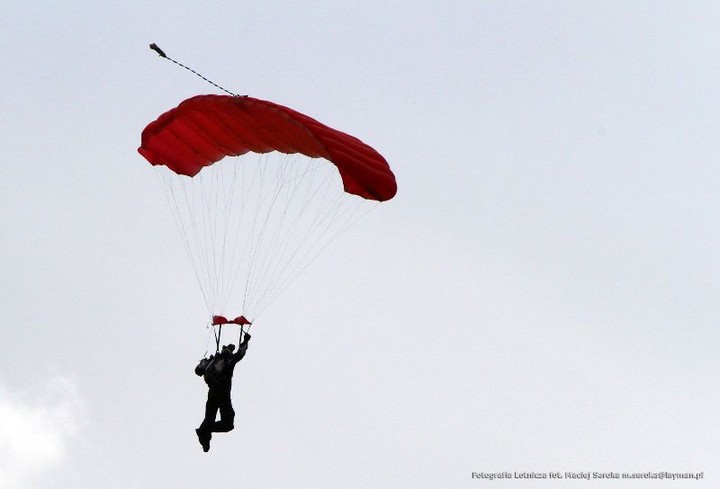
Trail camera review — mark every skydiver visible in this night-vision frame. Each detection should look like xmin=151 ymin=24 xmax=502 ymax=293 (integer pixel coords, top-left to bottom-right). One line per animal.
xmin=194 ymin=332 xmax=251 ymax=452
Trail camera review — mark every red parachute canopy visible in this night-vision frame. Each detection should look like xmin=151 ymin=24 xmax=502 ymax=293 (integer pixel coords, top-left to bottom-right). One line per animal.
xmin=138 ymin=95 xmax=396 ymax=201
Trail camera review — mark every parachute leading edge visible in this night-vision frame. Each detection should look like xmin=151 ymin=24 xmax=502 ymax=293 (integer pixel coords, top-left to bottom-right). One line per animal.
xmin=138 ymin=94 xmax=397 ymax=202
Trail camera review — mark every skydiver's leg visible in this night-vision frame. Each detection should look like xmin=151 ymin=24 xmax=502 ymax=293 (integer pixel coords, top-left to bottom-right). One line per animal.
xmin=197 ymin=392 xmax=219 ymax=449
xmin=212 ymin=396 xmax=235 ymax=432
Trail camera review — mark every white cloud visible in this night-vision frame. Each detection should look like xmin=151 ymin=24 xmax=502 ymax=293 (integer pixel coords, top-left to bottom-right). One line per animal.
xmin=0 ymin=376 xmax=83 ymax=489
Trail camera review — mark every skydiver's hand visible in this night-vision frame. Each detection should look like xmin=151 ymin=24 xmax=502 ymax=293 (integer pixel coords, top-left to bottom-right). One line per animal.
xmin=243 ymin=333 xmax=251 ymax=343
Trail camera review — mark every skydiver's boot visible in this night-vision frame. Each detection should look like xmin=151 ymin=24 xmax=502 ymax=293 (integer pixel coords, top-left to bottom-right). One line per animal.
xmin=196 ymin=428 xmax=211 ymax=452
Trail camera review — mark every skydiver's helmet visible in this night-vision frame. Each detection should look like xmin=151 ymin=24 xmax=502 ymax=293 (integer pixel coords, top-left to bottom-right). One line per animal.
xmin=221 ymin=344 xmax=235 ymax=354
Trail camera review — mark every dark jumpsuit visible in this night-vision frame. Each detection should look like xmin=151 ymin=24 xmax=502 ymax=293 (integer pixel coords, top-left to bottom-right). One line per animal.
xmin=196 ymin=341 xmax=248 ymax=440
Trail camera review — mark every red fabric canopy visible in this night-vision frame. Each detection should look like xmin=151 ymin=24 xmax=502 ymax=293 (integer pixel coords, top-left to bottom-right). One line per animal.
xmin=138 ymin=95 xmax=396 ymax=202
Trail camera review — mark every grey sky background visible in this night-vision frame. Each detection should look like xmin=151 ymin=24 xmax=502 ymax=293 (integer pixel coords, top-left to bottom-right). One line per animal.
xmin=2 ymin=1 xmax=719 ymax=487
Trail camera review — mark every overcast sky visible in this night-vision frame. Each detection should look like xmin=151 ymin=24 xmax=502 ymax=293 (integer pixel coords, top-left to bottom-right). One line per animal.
xmin=2 ymin=1 xmax=719 ymax=488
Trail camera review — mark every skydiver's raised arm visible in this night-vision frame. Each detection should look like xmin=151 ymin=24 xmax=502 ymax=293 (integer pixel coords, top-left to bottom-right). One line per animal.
xmin=233 ymin=334 xmax=250 ymax=362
